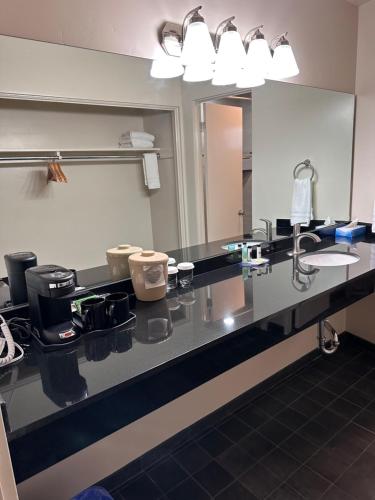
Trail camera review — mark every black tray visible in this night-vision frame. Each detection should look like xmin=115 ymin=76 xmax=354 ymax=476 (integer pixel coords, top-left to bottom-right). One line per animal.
xmin=72 ymin=311 xmax=136 ymax=338
xmin=31 ymin=313 xmax=136 ymax=352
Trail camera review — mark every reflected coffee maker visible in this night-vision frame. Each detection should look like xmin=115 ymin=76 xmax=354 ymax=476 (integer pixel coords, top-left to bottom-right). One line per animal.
xmin=26 ymin=265 xmax=80 ymax=347
xmin=37 ymin=348 xmax=88 ymax=407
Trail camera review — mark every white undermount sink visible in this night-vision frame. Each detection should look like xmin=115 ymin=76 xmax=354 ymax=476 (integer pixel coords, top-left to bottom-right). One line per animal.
xmin=299 ymin=251 xmax=360 ymax=267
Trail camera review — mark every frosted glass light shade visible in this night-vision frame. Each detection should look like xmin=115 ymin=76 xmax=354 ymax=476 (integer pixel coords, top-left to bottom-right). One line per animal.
xmin=245 ymin=37 xmax=273 ymax=77
xmin=150 ymin=55 xmax=184 ymax=79
xmin=216 ymin=30 xmax=246 ymax=66
xmin=181 ymin=21 xmax=216 ymax=65
xmin=269 ymin=44 xmax=299 ymax=79
xmin=236 ymin=69 xmax=265 ymax=88
xmin=212 ymin=65 xmax=240 ymax=86
xmin=183 ymin=64 xmax=214 ymax=82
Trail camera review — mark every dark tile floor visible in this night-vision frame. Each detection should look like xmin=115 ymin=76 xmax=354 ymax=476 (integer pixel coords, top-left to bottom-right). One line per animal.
xmin=110 ymin=336 xmax=375 ymax=499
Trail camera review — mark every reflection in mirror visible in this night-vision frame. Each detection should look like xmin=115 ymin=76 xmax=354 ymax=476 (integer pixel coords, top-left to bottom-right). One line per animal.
xmin=195 ymin=81 xmax=354 ymax=243
xmin=0 ymin=34 xmax=355 ymax=312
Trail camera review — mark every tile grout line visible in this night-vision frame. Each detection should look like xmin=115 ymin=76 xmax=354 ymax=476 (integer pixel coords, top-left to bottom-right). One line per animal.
xmin=113 ymin=345 xmax=375 ymax=499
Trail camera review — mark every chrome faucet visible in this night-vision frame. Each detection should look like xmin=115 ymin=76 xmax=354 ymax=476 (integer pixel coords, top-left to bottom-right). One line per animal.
xmin=250 ymin=218 xmax=273 ymax=241
xmin=287 ymin=223 xmax=321 ymax=256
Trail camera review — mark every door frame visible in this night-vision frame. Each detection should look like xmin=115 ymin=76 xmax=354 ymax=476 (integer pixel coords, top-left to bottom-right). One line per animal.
xmin=193 ymin=89 xmax=252 ymax=243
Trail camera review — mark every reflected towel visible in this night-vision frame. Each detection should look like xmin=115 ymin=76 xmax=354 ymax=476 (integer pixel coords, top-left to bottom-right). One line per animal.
xmin=120 ymin=131 xmax=155 ymax=142
xmin=119 ymin=139 xmax=154 ymax=149
xmin=143 ymin=153 xmax=160 ymax=189
xmin=372 ymin=200 xmax=375 ymax=233
xmin=291 ymin=178 xmax=313 ymax=226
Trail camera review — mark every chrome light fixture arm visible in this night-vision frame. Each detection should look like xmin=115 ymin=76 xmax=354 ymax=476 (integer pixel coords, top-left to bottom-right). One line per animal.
xmin=214 ymin=16 xmax=236 ymax=51
xmin=270 ymin=32 xmax=289 ymax=51
xmin=244 ymin=24 xmax=265 ymax=48
xmin=182 ymin=5 xmax=203 ymax=40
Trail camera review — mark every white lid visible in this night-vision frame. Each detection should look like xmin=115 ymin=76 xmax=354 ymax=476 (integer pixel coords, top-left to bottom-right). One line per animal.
xmin=168 ymin=257 xmax=176 ymax=265
xmin=177 ymin=262 xmax=195 ymax=271
xmin=168 ymin=266 xmax=178 ymax=275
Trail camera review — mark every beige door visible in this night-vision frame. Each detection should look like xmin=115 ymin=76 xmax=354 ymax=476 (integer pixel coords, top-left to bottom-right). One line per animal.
xmin=203 ymin=102 xmax=243 ymax=242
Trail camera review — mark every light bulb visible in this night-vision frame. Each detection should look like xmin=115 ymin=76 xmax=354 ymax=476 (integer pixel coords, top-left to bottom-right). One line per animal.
xmin=236 ymin=69 xmax=265 ymax=88
xmin=183 ymin=64 xmax=214 ymax=82
xmin=181 ymin=20 xmax=216 ymax=66
xmin=246 ymin=37 xmax=273 ymax=77
xmin=150 ymin=55 xmax=184 ymax=79
xmin=269 ymin=42 xmax=299 ymax=79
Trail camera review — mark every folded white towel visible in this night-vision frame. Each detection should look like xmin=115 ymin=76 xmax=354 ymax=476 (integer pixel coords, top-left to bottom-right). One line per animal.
xmin=120 ymin=131 xmax=155 ymax=142
xmin=290 ymin=178 xmax=313 ymax=226
xmin=143 ymin=153 xmax=160 ymax=189
xmin=372 ymin=201 xmax=375 ymax=233
xmin=119 ymin=139 xmax=155 ymax=149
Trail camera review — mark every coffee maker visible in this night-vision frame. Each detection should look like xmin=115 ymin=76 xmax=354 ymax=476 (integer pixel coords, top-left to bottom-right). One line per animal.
xmin=25 ymin=265 xmax=80 ymax=347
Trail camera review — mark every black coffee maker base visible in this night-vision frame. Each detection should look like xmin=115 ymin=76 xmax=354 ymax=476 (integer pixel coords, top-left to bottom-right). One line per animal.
xmin=31 ymin=326 xmax=81 ymax=352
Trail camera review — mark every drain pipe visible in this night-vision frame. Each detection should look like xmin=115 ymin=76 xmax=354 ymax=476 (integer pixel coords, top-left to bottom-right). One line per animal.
xmin=318 ymin=319 xmax=340 ymax=355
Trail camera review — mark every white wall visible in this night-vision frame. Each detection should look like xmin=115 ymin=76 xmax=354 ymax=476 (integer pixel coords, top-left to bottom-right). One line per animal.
xmin=0 ymin=36 xmax=181 ymax=106
xmin=252 ymin=81 xmax=355 ymax=225
xmin=346 ymin=0 xmax=375 ymax=343
xmin=351 ymin=0 xmax=375 ymax=222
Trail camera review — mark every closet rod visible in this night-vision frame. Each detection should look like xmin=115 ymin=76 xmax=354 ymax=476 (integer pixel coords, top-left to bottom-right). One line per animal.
xmin=0 ymin=154 xmax=160 ymax=164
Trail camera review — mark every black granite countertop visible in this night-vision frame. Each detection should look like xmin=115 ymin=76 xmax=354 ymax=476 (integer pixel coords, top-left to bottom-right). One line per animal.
xmin=1 ymin=235 xmax=374 ymax=433
xmin=3 ymin=233 xmax=375 ymax=482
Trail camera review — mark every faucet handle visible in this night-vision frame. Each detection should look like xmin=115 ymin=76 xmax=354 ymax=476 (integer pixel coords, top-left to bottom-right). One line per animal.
xmin=260 ymin=218 xmax=272 ymax=238
xmin=260 ymin=218 xmax=272 ymax=227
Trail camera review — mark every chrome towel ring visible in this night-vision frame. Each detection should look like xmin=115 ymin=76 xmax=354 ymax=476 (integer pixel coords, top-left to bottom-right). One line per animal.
xmin=293 ymin=159 xmax=315 ymax=181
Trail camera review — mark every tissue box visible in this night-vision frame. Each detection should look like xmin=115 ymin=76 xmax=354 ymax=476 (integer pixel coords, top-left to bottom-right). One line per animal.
xmin=335 ymin=225 xmax=366 ymax=239
xmin=316 ymin=224 xmax=344 ymax=237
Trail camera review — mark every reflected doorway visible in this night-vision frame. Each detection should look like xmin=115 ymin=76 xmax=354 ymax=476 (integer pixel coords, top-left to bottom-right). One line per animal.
xmin=200 ymin=92 xmax=252 ymax=243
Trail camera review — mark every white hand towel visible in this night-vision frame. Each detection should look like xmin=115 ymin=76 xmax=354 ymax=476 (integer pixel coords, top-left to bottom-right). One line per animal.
xmin=290 ymin=178 xmax=313 ymax=226
xmin=143 ymin=153 xmax=160 ymax=189
xmin=372 ymin=201 xmax=375 ymax=233
xmin=119 ymin=139 xmax=155 ymax=149
xmin=120 ymin=131 xmax=155 ymax=142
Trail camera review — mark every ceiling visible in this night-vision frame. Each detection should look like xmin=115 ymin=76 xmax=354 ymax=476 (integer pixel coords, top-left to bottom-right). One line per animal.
xmin=346 ymin=0 xmax=371 ymax=6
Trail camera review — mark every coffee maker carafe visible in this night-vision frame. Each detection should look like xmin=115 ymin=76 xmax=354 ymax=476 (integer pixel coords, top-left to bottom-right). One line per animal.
xmin=25 ymin=265 xmax=80 ymax=346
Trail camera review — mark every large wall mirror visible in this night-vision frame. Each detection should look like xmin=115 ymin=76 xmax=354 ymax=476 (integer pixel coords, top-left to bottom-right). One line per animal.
xmin=0 ymin=35 xmax=355 ymax=310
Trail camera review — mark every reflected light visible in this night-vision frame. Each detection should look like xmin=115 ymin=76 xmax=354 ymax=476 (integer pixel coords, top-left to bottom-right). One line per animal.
xmin=223 ymin=316 xmax=235 ymax=326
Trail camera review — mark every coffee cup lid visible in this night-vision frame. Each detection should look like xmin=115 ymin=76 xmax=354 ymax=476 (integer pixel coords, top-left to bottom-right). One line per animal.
xmin=177 ymin=262 xmax=195 ymax=271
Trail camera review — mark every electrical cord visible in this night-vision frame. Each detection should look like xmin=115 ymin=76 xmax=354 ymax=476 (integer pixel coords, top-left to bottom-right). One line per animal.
xmin=0 ymin=314 xmax=25 ymax=367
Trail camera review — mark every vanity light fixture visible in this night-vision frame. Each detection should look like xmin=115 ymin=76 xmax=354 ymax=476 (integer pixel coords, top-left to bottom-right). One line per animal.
xmin=150 ymin=8 xmax=299 ymax=86
xmin=212 ymin=17 xmax=246 ymax=86
xmin=181 ymin=6 xmax=216 ymax=66
xmin=150 ymin=24 xmax=184 ymax=79
xmin=244 ymin=25 xmax=273 ymax=79
xmin=269 ymin=33 xmax=300 ymax=79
